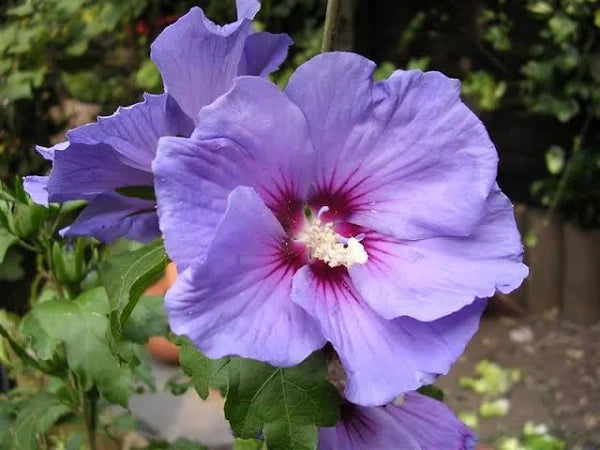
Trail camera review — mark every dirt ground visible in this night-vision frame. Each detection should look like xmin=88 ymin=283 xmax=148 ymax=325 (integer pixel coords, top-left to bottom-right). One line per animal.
xmin=437 ymin=309 xmax=600 ymax=448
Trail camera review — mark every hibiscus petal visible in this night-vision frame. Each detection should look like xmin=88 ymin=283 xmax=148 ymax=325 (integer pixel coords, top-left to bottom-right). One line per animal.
xmin=67 ymin=93 xmax=191 ymax=172
xmin=61 ymin=192 xmax=159 ymax=243
xmin=285 ymin=52 xmax=498 ymax=240
xmin=150 ymin=6 xmax=255 ymax=123
xmin=154 ymin=77 xmax=315 ymax=270
xmin=165 ymin=186 xmax=325 ymax=366
xmin=44 ymin=141 xmax=153 ymax=204
xmin=23 ymin=176 xmax=49 ymax=206
xmin=349 ymin=186 xmax=528 ymax=321
xmin=292 ymin=266 xmax=486 ymax=406
xmin=318 ymin=393 xmax=476 ymax=450
xmin=238 ymin=32 xmax=293 ymax=77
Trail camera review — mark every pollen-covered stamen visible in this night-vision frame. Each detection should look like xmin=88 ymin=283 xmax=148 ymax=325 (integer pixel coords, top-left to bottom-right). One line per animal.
xmin=298 ymin=215 xmax=368 ymax=268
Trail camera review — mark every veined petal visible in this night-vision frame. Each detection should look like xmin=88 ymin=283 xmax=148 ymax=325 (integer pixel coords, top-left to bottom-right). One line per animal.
xmin=349 ymin=186 xmax=528 ymax=321
xmin=165 ymin=186 xmax=324 ymax=366
xmin=238 ymin=32 xmax=293 ymax=77
xmin=46 ymin=142 xmax=153 ymax=203
xmin=292 ymin=266 xmax=486 ymax=406
xmin=154 ymin=77 xmax=315 ymax=270
xmin=67 ymin=93 xmax=191 ymax=172
xmin=150 ymin=6 xmax=255 ymax=123
xmin=318 ymin=393 xmax=476 ymax=450
xmin=286 ymin=52 xmax=498 ymax=240
xmin=61 ymin=192 xmax=159 ymax=243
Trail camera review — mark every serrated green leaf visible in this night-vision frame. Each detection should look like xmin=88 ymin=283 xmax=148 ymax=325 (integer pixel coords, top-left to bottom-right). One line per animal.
xmin=177 ymin=337 xmax=214 ymax=400
xmin=99 ymin=240 xmax=167 ymax=336
xmin=0 ymin=228 xmax=17 ymax=264
xmin=225 ymin=352 xmax=340 ymax=450
xmin=21 ymin=288 xmax=133 ymax=406
xmin=8 ymin=394 xmax=71 ymax=450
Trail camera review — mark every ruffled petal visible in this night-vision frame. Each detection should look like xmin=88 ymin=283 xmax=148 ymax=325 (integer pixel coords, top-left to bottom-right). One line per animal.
xmin=165 ymin=186 xmax=325 ymax=366
xmin=292 ymin=266 xmax=486 ymax=406
xmin=154 ymin=77 xmax=315 ymax=270
xmin=285 ymin=52 xmax=498 ymax=240
xmin=61 ymin=192 xmax=159 ymax=243
xmin=67 ymin=93 xmax=191 ymax=172
xmin=318 ymin=393 xmax=476 ymax=450
xmin=150 ymin=6 xmax=255 ymax=123
xmin=238 ymin=32 xmax=293 ymax=77
xmin=349 ymin=186 xmax=528 ymax=321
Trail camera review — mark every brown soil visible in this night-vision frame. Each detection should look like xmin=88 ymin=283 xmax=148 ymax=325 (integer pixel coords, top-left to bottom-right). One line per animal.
xmin=437 ymin=310 xmax=600 ymax=448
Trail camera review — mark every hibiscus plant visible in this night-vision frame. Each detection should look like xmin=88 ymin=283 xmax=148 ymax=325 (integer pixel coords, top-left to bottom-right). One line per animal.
xmin=1 ymin=1 xmax=527 ymax=449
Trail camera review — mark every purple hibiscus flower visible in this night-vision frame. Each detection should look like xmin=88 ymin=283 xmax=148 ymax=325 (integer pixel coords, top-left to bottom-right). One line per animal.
xmin=153 ymin=52 xmax=528 ymax=405
xmin=318 ymin=392 xmax=476 ymax=450
xmin=23 ymin=0 xmax=292 ymax=243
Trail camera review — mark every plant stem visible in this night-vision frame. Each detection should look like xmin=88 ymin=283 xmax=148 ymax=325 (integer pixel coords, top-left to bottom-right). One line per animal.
xmin=79 ymin=385 xmax=97 ymax=450
xmin=321 ymin=0 xmax=343 ymax=52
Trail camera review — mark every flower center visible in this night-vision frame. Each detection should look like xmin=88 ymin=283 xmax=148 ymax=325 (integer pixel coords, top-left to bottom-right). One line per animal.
xmin=297 ymin=207 xmax=368 ymax=268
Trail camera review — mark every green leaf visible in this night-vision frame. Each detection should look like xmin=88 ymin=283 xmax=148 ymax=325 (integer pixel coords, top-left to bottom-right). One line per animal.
xmin=595 ymin=9 xmax=600 ymax=28
xmin=21 ymin=288 xmax=133 ymax=406
xmin=0 ymin=248 xmax=25 ymax=282
xmin=417 ymin=384 xmax=444 ymax=401
xmin=135 ymin=59 xmax=163 ymax=92
xmin=177 ymin=337 xmax=214 ymax=400
xmin=545 ymin=145 xmax=565 ymax=174
xmin=123 ymin=296 xmax=168 ymax=344
xmin=100 ymin=240 xmax=167 ymax=336
xmin=0 ymin=228 xmax=17 ymax=264
xmin=115 ymin=185 xmax=156 ymax=201
xmin=8 ymin=394 xmax=71 ymax=450
xmin=234 ymin=438 xmax=264 ymax=450
xmin=225 ymin=352 xmax=340 ymax=450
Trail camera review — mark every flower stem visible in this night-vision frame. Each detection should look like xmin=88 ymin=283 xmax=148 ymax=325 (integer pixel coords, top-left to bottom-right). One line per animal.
xmin=321 ymin=0 xmax=343 ymax=52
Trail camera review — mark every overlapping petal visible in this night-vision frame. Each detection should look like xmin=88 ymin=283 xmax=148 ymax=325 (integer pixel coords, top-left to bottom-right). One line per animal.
xmin=66 ymin=93 xmax=191 ymax=172
xmin=150 ymin=1 xmax=291 ymax=124
xmin=286 ymin=52 xmax=498 ymax=240
xmin=349 ymin=186 xmax=528 ymax=321
xmin=154 ymin=77 xmax=315 ymax=270
xmin=165 ymin=186 xmax=325 ymax=366
xmin=61 ymin=192 xmax=159 ymax=243
xmin=319 ymin=393 xmax=476 ymax=449
xmin=292 ymin=266 xmax=487 ymax=405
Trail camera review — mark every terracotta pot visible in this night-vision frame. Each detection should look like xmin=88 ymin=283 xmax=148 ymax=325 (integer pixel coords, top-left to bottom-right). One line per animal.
xmin=145 ymin=263 xmax=180 ymax=365
xmin=147 ymin=336 xmax=180 ymax=365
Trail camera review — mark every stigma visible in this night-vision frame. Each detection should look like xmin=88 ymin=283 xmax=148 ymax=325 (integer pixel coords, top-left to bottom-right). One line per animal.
xmin=298 ymin=217 xmax=368 ymax=268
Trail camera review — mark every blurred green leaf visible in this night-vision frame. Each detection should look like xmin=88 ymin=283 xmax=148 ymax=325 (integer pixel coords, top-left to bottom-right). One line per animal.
xmin=122 ymin=295 xmax=168 ymax=344
xmin=0 ymin=247 xmax=25 ymax=282
xmin=545 ymin=145 xmax=565 ymax=174
xmin=527 ymin=1 xmax=553 ymax=15
xmin=0 ymin=228 xmax=17 ymax=264
xmin=135 ymin=60 xmax=162 ymax=92
xmin=7 ymin=394 xmax=71 ymax=450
